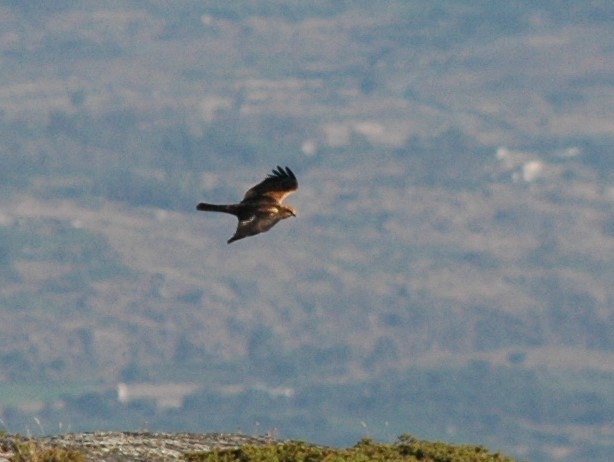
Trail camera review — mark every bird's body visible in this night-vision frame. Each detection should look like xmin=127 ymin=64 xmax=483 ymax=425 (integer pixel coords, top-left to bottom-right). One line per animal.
xmin=196 ymin=166 xmax=297 ymax=243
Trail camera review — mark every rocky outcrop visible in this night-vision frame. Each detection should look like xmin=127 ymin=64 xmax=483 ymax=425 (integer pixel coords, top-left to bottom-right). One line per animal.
xmin=0 ymin=431 xmax=284 ymax=462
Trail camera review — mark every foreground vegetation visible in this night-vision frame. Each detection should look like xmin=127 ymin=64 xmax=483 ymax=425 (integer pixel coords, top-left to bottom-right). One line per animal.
xmin=2 ymin=433 xmax=517 ymax=462
xmin=10 ymin=442 xmax=84 ymax=462
xmin=186 ymin=436 xmax=517 ymax=462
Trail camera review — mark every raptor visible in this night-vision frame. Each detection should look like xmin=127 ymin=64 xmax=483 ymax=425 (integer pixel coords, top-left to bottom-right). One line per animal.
xmin=196 ymin=166 xmax=298 ymax=243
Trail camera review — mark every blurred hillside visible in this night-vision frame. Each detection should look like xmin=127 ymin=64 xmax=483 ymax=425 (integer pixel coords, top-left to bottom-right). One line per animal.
xmin=0 ymin=2 xmax=613 ymax=462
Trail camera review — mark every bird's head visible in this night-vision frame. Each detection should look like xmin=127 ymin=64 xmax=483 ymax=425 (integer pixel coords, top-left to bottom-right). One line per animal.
xmin=281 ymin=205 xmax=296 ymax=218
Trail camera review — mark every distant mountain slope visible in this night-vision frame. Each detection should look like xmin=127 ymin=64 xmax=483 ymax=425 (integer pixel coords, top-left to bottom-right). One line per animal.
xmin=0 ymin=2 xmax=613 ymax=462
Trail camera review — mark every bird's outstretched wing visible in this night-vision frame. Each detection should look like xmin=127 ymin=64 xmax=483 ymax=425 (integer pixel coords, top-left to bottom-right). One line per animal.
xmin=242 ymin=166 xmax=298 ymax=204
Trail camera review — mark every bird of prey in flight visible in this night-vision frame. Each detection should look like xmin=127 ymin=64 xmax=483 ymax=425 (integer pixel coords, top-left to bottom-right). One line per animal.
xmin=196 ymin=166 xmax=298 ymax=244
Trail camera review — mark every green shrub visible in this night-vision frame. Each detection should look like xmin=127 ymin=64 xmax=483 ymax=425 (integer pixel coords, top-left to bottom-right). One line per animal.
xmin=11 ymin=441 xmax=85 ymax=462
xmin=184 ymin=435 xmax=518 ymax=462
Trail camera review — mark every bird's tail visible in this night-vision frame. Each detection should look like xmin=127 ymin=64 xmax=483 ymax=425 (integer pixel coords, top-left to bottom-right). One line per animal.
xmin=196 ymin=203 xmax=237 ymax=214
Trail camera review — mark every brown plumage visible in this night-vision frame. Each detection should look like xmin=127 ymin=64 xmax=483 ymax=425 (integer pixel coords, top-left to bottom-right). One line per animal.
xmin=196 ymin=166 xmax=298 ymax=244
